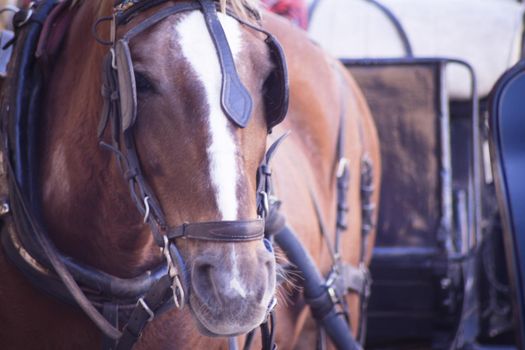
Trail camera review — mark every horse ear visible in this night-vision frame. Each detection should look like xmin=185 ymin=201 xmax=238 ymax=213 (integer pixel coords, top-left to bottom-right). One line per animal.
xmin=115 ymin=40 xmax=138 ymax=131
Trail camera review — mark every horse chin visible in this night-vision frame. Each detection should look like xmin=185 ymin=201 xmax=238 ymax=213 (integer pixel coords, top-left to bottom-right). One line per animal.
xmin=188 ymin=293 xmax=267 ymax=337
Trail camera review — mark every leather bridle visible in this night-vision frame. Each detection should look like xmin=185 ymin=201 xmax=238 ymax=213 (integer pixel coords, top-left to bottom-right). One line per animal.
xmin=93 ymin=0 xmax=288 ymax=347
xmin=98 ymin=0 xmax=288 ymax=314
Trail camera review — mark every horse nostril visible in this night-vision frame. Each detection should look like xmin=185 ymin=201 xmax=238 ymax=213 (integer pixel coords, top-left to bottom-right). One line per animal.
xmin=195 ymin=262 xmax=213 ymax=276
xmin=192 ymin=260 xmax=219 ymax=302
xmin=192 ymin=248 xmax=276 ymax=307
xmin=255 ymin=285 xmax=265 ymax=303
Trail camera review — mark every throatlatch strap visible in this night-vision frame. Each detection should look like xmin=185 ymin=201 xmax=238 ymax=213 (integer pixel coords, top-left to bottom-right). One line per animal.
xmin=102 ymin=303 xmax=119 ymax=350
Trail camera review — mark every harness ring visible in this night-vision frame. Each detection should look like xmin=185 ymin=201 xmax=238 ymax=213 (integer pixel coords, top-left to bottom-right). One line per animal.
xmin=143 ymin=196 xmax=151 ymax=223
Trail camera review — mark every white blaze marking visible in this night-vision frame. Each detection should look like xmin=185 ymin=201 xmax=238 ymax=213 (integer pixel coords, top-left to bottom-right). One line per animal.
xmin=229 ymin=245 xmax=248 ymax=298
xmin=177 ymin=12 xmax=243 ymax=221
xmin=177 ymin=13 xmax=248 ymax=297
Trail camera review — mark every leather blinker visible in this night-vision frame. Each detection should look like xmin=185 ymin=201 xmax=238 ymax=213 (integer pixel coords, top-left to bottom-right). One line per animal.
xmin=263 ymin=35 xmax=289 ymax=131
xmin=115 ymin=40 xmax=138 ymax=131
xmin=103 ymin=2 xmax=289 ymax=133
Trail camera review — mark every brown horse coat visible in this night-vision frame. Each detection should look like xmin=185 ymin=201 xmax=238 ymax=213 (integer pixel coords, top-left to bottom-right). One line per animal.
xmin=264 ymin=13 xmax=380 ymax=348
xmin=0 ymin=2 xmax=379 ymax=349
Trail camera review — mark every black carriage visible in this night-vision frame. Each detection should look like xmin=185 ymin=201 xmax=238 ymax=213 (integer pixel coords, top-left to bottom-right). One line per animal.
xmin=309 ymin=0 xmax=525 ymax=348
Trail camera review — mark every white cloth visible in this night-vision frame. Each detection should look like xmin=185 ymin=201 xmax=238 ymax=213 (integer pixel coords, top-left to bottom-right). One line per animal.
xmin=308 ymin=0 xmax=524 ymax=99
xmin=0 ymin=0 xmax=17 ymax=30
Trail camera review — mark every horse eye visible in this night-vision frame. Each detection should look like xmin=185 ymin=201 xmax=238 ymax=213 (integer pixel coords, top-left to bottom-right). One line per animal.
xmin=134 ymin=71 xmax=154 ymax=93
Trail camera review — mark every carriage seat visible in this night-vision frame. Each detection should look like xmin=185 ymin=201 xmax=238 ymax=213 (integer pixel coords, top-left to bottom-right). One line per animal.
xmin=489 ymin=60 xmax=525 ymax=340
xmin=308 ymin=0 xmax=524 ymax=99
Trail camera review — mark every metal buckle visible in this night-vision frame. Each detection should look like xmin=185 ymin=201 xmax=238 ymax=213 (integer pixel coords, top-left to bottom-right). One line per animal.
xmin=336 ymin=157 xmax=349 ymax=178
xmin=143 ymin=196 xmax=150 ymax=223
xmin=110 ymin=47 xmax=117 ymax=70
xmin=171 ymin=275 xmax=185 ymax=310
xmin=0 ymin=198 xmax=10 ymax=217
xmin=137 ymin=297 xmax=154 ymax=322
xmin=325 ymin=269 xmax=338 ymax=288
xmin=162 ymin=236 xmax=185 ymax=309
xmin=259 ymin=191 xmax=269 ymax=217
xmin=359 ymin=263 xmax=372 ymax=299
xmin=163 ymin=236 xmax=175 ymax=277
xmin=267 ymin=296 xmax=277 ymax=314
xmin=14 ymin=8 xmax=32 ymax=28
xmin=327 ymin=286 xmax=339 ymax=305
xmin=325 ymin=265 xmax=342 ymax=305
xmin=325 ymin=269 xmax=341 ymax=305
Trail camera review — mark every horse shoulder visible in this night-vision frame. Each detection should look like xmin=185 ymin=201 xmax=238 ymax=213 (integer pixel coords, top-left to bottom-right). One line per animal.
xmin=262 ymin=11 xmax=381 ymax=346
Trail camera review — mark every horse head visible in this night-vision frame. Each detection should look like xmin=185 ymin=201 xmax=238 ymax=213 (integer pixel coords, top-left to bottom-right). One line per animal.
xmin=41 ymin=0 xmax=287 ymax=339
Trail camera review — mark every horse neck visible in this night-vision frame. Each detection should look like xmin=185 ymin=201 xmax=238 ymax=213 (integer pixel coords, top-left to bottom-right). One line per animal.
xmin=39 ymin=1 xmax=160 ymax=278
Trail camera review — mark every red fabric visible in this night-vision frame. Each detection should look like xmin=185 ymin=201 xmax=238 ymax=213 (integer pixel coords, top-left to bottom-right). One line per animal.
xmin=23 ymin=0 xmax=309 ymax=30
xmin=262 ymin=0 xmax=308 ymax=30
xmin=36 ymin=0 xmax=74 ymax=65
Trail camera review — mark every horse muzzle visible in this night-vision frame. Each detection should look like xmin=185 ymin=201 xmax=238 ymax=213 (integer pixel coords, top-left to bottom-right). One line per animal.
xmin=188 ymin=241 xmax=277 ymax=336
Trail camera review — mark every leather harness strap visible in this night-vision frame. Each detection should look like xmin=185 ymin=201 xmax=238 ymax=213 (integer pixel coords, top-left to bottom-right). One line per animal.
xmin=166 ymin=219 xmax=265 ymax=242
xmin=332 ymin=64 xmax=375 ymax=345
xmin=259 ymin=64 xmax=374 ymax=350
xmin=116 ymin=275 xmax=174 ymax=350
xmin=255 ymin=92 xmax=371 ymax=350
xmin=4 ymin=157 xmax=123 ymax=340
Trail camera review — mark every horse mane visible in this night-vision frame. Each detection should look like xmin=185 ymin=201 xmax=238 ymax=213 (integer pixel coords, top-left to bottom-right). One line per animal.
xmin=219 ymin=0 xmax=260 ymax=19
xmin=69 ymin=0 xmax=261 ymax=19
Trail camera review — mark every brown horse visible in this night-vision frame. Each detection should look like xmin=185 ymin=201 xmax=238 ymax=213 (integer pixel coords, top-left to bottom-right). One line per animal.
xmin=0 ymin=0 xmax=380 ymax=349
